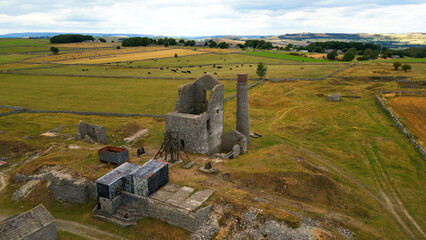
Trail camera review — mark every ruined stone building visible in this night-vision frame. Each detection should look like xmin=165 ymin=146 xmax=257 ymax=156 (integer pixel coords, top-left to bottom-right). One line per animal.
xmin=165 ymin=73 xmax=249 ymax=157
xmin=166 ymin=74 xmax=224 ymax=155
xmin=0 ymin=204 xmax=57 ymax=240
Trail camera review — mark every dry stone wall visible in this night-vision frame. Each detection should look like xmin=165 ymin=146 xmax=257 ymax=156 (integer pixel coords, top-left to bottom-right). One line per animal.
xmin=375 ymin=92 xmax=426 ymax=160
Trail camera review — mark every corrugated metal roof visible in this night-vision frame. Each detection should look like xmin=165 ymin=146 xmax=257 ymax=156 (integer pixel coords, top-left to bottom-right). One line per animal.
xmin=95 ymin=162 xmax=140 ymax=185
xmin=0 ymin=204 xmax=55 ymax=240
xmin=131 ymin=159 xmax=168 ymax=179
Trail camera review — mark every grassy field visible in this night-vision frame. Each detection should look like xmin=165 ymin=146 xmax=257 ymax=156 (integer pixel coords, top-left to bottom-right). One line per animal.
xmin=0 ymin=54 xmax=41 ymax=64
xmin=0 ymin=74 xmax=247 ymax=114
xmin=243 ymin=51 xmax=334 ymax=62
xmin=16 ymin=63 xmax=344 ymax=79
xmin=0 ymin=38 xmax=425 ymax=240
xmin=0 ymin=38 xmax=50 ymax=47
xmin=117 ymin=53 xmax=295 ymax=67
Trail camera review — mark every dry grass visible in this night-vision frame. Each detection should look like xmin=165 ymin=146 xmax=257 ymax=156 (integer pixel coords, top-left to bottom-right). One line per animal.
xmin=24 ymin=46 xmax=165 ymax=63
xmin=335 ymin=62 xmax=426 ymax=80
xmin=387 ymin=96 xmax=426 ymax=147
xmin=55 ymin=49 xmax=206 ymax=64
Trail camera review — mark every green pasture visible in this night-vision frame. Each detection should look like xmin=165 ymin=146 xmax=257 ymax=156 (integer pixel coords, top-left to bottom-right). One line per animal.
xmin=0 ymin=54 xmax=41 ymax=64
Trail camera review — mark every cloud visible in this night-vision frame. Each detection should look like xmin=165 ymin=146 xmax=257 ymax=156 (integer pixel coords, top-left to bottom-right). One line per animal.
xmin=0 ymin=0 xmax=425 ymax=35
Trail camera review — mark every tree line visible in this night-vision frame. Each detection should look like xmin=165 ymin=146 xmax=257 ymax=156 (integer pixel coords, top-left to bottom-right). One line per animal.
xmin=50 ymin=34 xmax=94 ymax=43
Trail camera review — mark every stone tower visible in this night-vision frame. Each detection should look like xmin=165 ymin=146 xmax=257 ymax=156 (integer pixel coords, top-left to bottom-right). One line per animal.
xmin=236 ymin=73 xmax=249 ymax=142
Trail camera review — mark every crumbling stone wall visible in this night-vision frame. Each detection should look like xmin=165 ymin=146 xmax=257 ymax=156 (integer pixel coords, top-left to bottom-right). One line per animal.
xmin=221 ymin=130 xmax=247 ymax=158
xmin=166 ymin=74 xmax=224 ymax=155
xmin=75 ymin=121 xmax=107 ymax=144
xmin=15 ymin=168 xmax=96 ymax=204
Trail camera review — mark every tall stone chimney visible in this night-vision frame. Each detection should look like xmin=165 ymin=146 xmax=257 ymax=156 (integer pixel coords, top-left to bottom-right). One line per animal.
xmin=236 ymin=73 xmax=249 ymax=143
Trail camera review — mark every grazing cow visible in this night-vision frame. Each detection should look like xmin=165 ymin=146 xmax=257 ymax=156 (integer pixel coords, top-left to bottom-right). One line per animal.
xmin=166 ymin=67 xmax=169 ymax=69
xmin=130 ymin=61 xmax=132 ymax=64
xmin=199 ymin=66 xmax=202 ymax=68
xmin=214 ymin=72 xmax=217 ymax=75
xmin=236 ymin=66 xmax=239 ymax=68
xmin=104 ymin=68 xmax=108 ymax=70
xmin=249 ymin=65 xmax=252 ymax=67
xmin=148 ymin=72 xmax=151 ymax=74
xmin=213 ymin=64 xmax=216 ymax=68
xmin=217 ymin=66 xmax=222 ymax=69
xmin=160 ymin=67 xmax=164 ymax=70
xmin=82 ymin=69 xmax=85 ymax=71
xmin=230 ymin=68 xmax=232 ymax=70
xmin=178 ymin=60 xmax=180 ymax=61
xmin=241 ymin=64 xmax=244 ymax=66
xmin=180 ymin=67 xmax=182 ymax=68
xmin=187 ymin=70 xmax=191 ymax=73
xmin=204 ymin=72 xmax=207 ymax=74
xmin=301 ymin=67 xmax=304 ymax=69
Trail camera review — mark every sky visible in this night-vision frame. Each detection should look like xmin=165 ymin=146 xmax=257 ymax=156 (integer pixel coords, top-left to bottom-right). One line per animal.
xmin=0 ymin=0 xmax=425 ymax=36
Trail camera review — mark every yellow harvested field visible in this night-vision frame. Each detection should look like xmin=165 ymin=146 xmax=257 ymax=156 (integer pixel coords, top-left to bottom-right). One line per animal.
xmin=387 ymin=96 xmax=426 ymax=147
xmin=50 ymin=42 xmax=114 ymax=48
xmin=24 ymin=46 xmax=165 ymax=63
xmin=55 ymin=49 xmax=207 ymax=64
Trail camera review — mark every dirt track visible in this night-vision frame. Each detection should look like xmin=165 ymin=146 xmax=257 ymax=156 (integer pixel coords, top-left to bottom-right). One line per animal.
xmin=388 ymin=96 xmax=426 ymax=146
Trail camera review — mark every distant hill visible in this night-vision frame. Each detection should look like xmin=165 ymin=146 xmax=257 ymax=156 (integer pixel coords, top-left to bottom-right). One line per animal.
xmin=270 ymin=33 xmax=426 ymax=48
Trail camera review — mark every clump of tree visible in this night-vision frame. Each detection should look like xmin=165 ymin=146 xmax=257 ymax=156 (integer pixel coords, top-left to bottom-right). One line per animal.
xmin=305 ymin=41 xmax=382 ymax=53
xmin=326 ymin=50 xmax=338 ymax=60
xmin=122 ymin=37 xmax=152 ymax=47
xmin=50 ymin=34 xmax=94 ymax=43
xmin=256 ymin=62 xmax=267 ymax=79
xmin=244 ymin=40 xmax=273 ymax=49
xmin=284 ymin=43 xmax=294 ymax=51
xmin=50 ymin=47 xmax=59 ymax=55
xmin=156 ymin=38 xmax=177 ymax=47
xmin=98 ymin=38 xmax=106 ymax=43
xmin=218 ymin=42 xmax=229 ymax=49
xmin=393 ymin=61 xmax=402 ymax=70
xmin=206 ymin=40 xmax=217 ymax=48
xmin=342 ymin=48 xmax=357 ymax=61
xmin=401 ymin=64 xmax=412 ymax=72
xmin=184 ymin=40 xmax=196 ymax=46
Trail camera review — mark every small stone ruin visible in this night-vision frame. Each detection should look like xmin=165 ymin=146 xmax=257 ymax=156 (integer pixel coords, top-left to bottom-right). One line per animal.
xmin=74 ymin=121 xmax=107 ymax=144
xmin=327 ymin=94 xmax=341 ymax=102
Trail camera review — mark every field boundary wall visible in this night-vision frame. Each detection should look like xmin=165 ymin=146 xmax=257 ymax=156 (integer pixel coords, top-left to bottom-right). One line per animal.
xmin=375 ymin=91 xmax=426 ymax=160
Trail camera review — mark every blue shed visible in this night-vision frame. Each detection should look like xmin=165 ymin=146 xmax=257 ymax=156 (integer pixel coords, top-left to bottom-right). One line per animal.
xmin=131 ymin=159 xmax=169 ymax=197
xmin=95 ymin=162 xmax=140 ymax=199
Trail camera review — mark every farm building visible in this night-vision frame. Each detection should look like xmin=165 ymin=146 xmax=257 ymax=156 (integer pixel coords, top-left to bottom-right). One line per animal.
xmin=0 ymin=204 xmax=57 ymax=240
xmin=98 ymin=146 xmax=129 ymax=164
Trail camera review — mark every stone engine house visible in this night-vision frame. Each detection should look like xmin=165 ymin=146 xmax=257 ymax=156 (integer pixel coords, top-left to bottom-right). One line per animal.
xmin=165 ymin=74 xmax=224 ymax=155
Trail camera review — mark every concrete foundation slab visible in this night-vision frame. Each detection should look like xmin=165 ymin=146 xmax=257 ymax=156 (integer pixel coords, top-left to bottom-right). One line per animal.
xmin=166 ymin=186 xmax=194 ymax=206
xmin=179 ymin=189 xmax=214 ymax=211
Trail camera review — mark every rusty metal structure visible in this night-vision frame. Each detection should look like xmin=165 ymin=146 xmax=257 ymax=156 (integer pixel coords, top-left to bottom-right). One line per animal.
xmin=154 ymin=130 xmax=191 ymax=164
